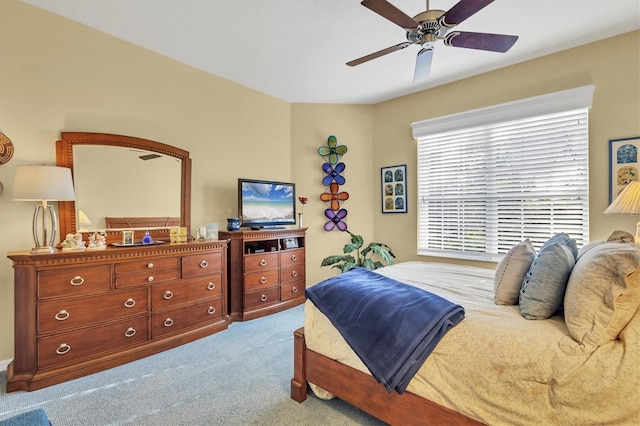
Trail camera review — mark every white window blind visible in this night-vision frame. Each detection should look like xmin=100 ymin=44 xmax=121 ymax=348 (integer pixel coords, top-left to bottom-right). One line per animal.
xmin=412 ymin=86 xmax=594 ymax=262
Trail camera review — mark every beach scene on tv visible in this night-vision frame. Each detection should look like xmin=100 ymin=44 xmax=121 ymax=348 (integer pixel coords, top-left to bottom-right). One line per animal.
xmin=241 ymin=182 xmax=295 ymax=224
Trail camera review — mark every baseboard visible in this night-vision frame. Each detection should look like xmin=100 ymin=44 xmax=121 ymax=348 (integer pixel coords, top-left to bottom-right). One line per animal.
xmin=1 ymin=358 xmax=11 ymax=372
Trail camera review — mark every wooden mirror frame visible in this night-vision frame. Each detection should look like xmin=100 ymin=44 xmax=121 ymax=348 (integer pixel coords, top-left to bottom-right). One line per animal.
xmin=56 ymin=132 xmax=191 ymax=243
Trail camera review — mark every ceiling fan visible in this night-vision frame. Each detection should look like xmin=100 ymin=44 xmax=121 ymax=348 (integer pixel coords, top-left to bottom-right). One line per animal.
xmin=347 ymin=0 xmax=519 ymax=83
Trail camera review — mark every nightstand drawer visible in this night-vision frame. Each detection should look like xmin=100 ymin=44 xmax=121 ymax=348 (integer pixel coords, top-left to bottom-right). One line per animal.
xmin=244 ymin=287 xmax=279 ymax=309
xmin=152 ymin=298 xmax=223 ymax=338
xmin=38 ymin=265 xmax=112 ymax=299
xmin=38 ymin=316 xmax=148 ymax=369
xmin=38 ymin=288 xmax=148 ymax=333
xmin=244 ymin=269 xmax=279 ymax=291
xmin=182 ymin=252 xmax=222 ymax=277
xmin=151 ymin=275 xmax=222 ymax=309
xmin=244 ymin=252 xmax=279 ymax=273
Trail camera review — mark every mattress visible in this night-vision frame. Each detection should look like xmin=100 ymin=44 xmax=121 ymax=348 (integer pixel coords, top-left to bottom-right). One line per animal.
xmin=304 ymin=261 xmax=640 ymax=425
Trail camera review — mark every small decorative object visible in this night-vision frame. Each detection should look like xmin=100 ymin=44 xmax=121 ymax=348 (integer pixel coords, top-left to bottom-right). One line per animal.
xmin=122 ymin=230 xmax=134 ymax=245
xmin=227 ymin=217 xmax=240 ymax=231
xmin=324 ymin=208 xmax=348 ymax=231
xmin=298 ymin=196 xmax=308 ymax=228
xmin=283 ymin=237 xmax=299 ymax=249
xmin=318 ymin=135 xmax=348 ymax=165
xmin=0 ymin=133 xmax=15 ymax=165
xmin=206 ymin=223 xmax=218 ymax=240
xmin=142 ymin=231 xmax=153 ymax=244
xmin=170 ymin=226 xmax=179 ymax=243
xmin=179 ymin=226 xmax=188 ymax=243
xmin=87 ymin=231 xmax=107 ymax=250
xmin=321 ymin=230 xmax=395 ymax=273
xmin=61 ymin=233 xmax=86 ymax=251
xmin=322 ymin=162 xmax=346 ymax=185
xmin=197 ymin=226 xmax=207 ymax=241
xmin=381 ymin=164 xmax=408 ymax=213
xmin=609 ymin=136 xmax=640 ymax=202
xmin=320 ymin=182 xmax=350 ymax=212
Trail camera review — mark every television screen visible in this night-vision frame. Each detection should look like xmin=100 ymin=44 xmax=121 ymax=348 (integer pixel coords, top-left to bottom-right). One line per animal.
xmin=238 ymin=178 xmax=296 ymax=228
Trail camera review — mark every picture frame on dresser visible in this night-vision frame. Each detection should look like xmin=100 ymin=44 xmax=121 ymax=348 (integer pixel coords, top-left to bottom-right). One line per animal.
xmin=282 ymin=237 xmax=299 ymax=249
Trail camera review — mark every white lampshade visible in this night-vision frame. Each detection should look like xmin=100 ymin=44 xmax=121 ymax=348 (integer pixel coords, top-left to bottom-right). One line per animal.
xmin=78 ymin=209 xmax=92 ymax=226
xmin=604 ymin=181 xmax=640 ymax=238
xmin=13 ymin=165 xmax=75 ymax=201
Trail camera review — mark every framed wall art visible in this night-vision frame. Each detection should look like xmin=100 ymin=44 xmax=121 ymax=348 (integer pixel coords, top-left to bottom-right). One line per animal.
xmin=609 ymin=136 xmax=640 ymax=202
xmin=381 ymin=164 xmax=407 ymax=213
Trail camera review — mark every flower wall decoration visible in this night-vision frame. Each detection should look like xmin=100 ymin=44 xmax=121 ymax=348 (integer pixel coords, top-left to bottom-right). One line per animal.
xmin=318 ymin=135 xmax=349 ymax=231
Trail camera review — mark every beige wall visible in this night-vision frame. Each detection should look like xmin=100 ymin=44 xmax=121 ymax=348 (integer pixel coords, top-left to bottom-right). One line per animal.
xmin=0 ymin=0 xmax=638 ymax=364
xmin=372 ymin=30 xmax=640 ymax=267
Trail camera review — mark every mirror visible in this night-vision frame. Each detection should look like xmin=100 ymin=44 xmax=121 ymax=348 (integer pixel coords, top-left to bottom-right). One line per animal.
xmin=56 ymin=132 xmax=191 ymax=243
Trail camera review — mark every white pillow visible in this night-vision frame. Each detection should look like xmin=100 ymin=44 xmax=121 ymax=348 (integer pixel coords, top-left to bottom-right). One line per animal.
xmin=494 ymin=240 xmax=536 ymax=305
xmin=560 ymin=242 xmax=640 ymax=354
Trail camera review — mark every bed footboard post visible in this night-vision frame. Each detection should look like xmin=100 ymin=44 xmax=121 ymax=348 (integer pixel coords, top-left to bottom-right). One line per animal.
xmin=290 ymin=327 xmax=308 ymax=402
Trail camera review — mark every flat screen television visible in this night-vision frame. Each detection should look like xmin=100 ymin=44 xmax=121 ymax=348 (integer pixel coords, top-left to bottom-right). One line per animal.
xmin=238 ymin=178 xmax=296 ymax=229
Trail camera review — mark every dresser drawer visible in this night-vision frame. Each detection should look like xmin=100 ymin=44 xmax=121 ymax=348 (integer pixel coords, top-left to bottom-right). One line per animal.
xmin=182 ymin=252 xmax=222 ymax=277
xmin=244 ymin=269 xmax=279 ymax=291
xmin=280 ymin=264 xmax=305 ymax=284
xmin=151 ymin=275 xmax=222 ymax=309
xmin=115 ymin=269 xmax=180 ymax=288
xmin=38 ymin=316 xmax=148 ymax=369
xmin=280 ymin=248 xmax=305 ymax=268
xmin=151 ymin=298 xmax=223 ymax=338
xmin=281 ymin=281 xmax=304 ymax=302
xmin=38 ymin=265 xmax=112 ymax=299
xmin=38 ymin=288 xmax=148 ymax=334
xmin=115 ymin=257 xmax=179 ymax=275
xmin=244 ymin=252 xmax=279 ymax=273
xmin=244 ymin=286 xmax=279 ymax=309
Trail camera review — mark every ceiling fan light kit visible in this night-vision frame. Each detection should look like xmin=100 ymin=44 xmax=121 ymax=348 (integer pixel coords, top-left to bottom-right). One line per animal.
xmin=349 ymin=0 xmax=519 ymax=83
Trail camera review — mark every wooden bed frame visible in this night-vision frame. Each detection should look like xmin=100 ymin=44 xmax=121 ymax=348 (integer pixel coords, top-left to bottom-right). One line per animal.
xmin=290 ymin=327 xmax=483 ymax=425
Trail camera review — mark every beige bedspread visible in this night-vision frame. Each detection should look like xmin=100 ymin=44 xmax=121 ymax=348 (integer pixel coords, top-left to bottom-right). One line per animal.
xmin=304 ymin=262 xmax=640 ymax=425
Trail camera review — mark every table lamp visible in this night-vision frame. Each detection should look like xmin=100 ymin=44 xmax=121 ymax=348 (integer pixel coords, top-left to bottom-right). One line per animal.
xmin=13 ymin=165 xmax=75 ymax=253
xmin=604 ymin=180 xmax=640 ymax=239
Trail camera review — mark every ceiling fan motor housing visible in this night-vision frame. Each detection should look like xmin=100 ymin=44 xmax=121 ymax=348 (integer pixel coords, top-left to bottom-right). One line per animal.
xmin=406 ymin=10 xmax=447 ymax=45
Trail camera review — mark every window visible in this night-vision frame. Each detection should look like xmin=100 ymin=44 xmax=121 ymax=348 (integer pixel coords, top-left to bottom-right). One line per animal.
xmin=411 ymin=85 xmax=595 ymax=262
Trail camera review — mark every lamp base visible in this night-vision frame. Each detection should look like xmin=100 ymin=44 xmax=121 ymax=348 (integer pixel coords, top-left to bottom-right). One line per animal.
xmin=30 ymin=246 xmax=56 ymax=254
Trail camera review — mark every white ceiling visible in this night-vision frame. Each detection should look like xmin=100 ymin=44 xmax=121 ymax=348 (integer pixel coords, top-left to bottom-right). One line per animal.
xmin=21 ymin=0 xmax=640 ymax=104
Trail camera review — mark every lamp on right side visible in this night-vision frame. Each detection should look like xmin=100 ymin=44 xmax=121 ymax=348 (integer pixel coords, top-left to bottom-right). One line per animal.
xmin=604 ymin=181 xmax=640 ymax=239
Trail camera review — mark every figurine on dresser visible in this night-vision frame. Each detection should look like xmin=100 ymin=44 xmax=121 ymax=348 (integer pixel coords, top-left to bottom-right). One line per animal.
xmin=87 ymin=231 xmax=107 ymax=250
xmin=61 ymin=232 xmax=86 ymax=251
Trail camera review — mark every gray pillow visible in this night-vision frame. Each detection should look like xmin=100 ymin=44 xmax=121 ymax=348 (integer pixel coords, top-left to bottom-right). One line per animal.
xmin=494 ymin=240 xmax=536 ymax=305
xmin=540 ymin=232 xmax=578 ymax=259
xmin=519 ymin=241 xmax=576 ymax=320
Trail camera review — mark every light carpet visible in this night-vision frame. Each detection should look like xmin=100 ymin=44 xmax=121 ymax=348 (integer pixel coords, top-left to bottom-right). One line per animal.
xmin=0 ymin=305 xmax=384 ymax=425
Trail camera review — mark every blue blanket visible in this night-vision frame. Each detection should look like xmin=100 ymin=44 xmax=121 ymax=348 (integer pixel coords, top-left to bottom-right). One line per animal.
xmin=305 ymin=267 xmax=464 ymax=394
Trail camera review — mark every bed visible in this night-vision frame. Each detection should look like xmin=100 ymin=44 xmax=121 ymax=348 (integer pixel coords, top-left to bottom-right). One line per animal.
xmin=290 ymin=238 xmax=640 ymax=425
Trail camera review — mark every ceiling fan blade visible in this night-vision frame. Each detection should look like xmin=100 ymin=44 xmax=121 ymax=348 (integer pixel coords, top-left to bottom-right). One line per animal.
xmin=347 ymin=42 xmax=411 ymax=66
xmin=445 ymin=31 xmax=518 ymax=52
xmin=360 ymin=0 xmax=419 ymax=29
xmin=413 ymin=47 xmax=433 ymax=84
xmin=440 ymin=0 xmax=494 ymax=28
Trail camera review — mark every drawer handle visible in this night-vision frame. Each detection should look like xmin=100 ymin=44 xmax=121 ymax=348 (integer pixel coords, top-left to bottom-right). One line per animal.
xmin=207 ymin=282 xmax=216 ymax=290
xmin=292 ymin=286 xmax=298 ymax=293
xmin=291 ymin=270 xmax=298 ymax=278
xmin=200 ymin=260 xmax=209 ymax=268
xmin=70 ymin=276 xmax=85 ymax=286
xmin=124 ymin=327 xmax=137 ymax=337
xmin=260 ymin=294 xmax=268 ymax=302
xmin=147 ymin=276 xmax=154 ymax=282
xmin=147 ymin=263 xmax=154 ymax=269
xmin=56 ymin=343 xmax=71 ymax=355
xmin=260 ymin=276 xmax=267 ymax=284
xmin=291 ymin=254 xmax=297 ymax=261
xmin=259 ymin=259 xmax=267 ymax=266
xmin=163 ymin=291 xmax=173 ymax=300
xmin=54 ymin=310 xmax=70 ymax=321
xmin=163 ymin=318 xmax=174 ymax=327
xmin=207 ymin=306 xmax=216 ymax=315
xmin=124 ymin=298 xmax=136 ymax=308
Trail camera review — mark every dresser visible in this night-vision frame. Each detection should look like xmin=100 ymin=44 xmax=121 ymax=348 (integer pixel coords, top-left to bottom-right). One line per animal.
xmin=7 ymin=241 xmax=228 ymax=392
xmin=220 ymin=228 xmax=306 ymax=321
